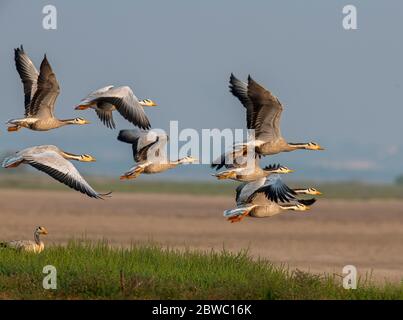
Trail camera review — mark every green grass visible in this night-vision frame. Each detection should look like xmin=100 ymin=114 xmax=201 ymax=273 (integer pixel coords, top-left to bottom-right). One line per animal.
xmin=1 ymin=173 xmax=403 ymax=199
xmin=0 ymin=241 xmax=401 ymax=299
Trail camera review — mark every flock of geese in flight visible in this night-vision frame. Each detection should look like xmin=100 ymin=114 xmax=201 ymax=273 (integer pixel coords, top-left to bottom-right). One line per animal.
xmin=212 ymin=74 xmax=323 ymax=222
xmin=0 ymin=46 xmax=323 ymax=252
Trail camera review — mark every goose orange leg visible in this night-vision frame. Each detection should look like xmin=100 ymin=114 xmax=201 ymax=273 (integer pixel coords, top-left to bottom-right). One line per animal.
xmin=227 ymin=210 xmax=249 ymax=223
xmin=7 ymin=126 xmax=20 ymax=132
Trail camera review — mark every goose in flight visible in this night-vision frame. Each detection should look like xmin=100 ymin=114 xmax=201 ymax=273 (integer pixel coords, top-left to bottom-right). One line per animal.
xmin=2 ymin=145 xmax=109 ymax=199
xmin=225 ymin=175 xmax=321 ymax=223
xmin=7 ymin=46 xmax=90 ymax=132
xmin=0 ymin=226 xmax=48 ymax=253
xmin=118 ymin=129 xmax=197 ymax=180
xmin=224 ymin=198 xmax=316 ymax=223
xmin=212 ymin=74 xmax=324 ymax=169
xmin=75 ymin=86 xmax=157 ymax=129
xmin=213 ymin=161 xmax=293 ymax=182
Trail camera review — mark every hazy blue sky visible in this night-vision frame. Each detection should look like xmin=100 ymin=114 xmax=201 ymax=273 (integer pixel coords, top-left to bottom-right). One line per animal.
xmin=0 ymin=1 xmax=402 ymax=182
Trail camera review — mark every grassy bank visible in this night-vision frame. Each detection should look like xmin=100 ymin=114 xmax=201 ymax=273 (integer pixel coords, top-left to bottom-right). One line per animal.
xmin=0 ymin=241 xmax=401 ymax=299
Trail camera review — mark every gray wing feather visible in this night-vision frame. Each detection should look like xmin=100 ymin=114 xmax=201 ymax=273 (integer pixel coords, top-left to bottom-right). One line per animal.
xmin=229 ymin=73 xmax=254 ymax=128
xmin=211 ymin=144 xmax=259 ymax=171
xmin=117 ymin=129 xmax=141 ymax=144
xmin=142 ymin=135 xmax=168 ymax=163
xmin=236 ymin=177 xmax=266 ymax=205
xmin=29 ymin=55 xmax=60 ymax=119
xmin=211 ymin=145 xmax=250 ymax=170
xmin=22 ymin=150 xmax=104 ymax=199
xmin=81 ymin=85 xmax=114 ymax=103
xmin=14 ymin=45 xmax=39 ymax=115
xmin=118 ymin=129 xmax=168 ymax=162
xmin=247 ymin=76 xmax=283 ymax=142
xmin=95 ymin=102 xmax=116 ymax=129
xmin=248 ymin=175 xmax=296 ymax=203
xmin=86 ymin=86 xmax=151 ymax=129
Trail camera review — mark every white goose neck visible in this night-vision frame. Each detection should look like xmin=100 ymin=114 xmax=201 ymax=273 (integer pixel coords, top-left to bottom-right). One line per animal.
xmin=34 ymin=232 xmax=41 ymax=245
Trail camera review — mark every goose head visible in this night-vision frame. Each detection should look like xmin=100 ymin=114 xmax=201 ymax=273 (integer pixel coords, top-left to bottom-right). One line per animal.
xmin=178 ymin=156 xmax=198 ymax=164
xmin=139 ymin=99 xmax=158 ymax=107
xmin=79 ymin=154 xmax=97 ymax=162
xmin=264 ymin=164 xmax=294 ymax=174
xmin=68 ymin=117 xmax=91 ymax=125
xmin=35 ymin=226 xmax=48 ymax=235
xmin=305 ymin=142 xmax=324 ymax=151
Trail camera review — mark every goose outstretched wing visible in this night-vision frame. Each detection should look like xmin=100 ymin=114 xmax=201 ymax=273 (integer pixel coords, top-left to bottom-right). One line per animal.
xmin=236 ymin=177 xmax=266 ymax=205
xmin=247 ymin=75 xmax=283 ymax=142
xmin=14 ymin=45 xmax=39 ymax=116
xmin=118 ymin=129 xmax=168 ymax=162
xmin=95 ymin=102 xmax=116 ymax=129
xmin=229 ymin=73 xmax=254 ymax=128
xmin=22 ymin=150 xmax=105 ymax=199
xmin=82 ymin=86 xmax=151 ymax=129
xmin=247 ymin=174 xmax=296 ymax=203
xmin=28 ymin=55 xmax=60 ymax=119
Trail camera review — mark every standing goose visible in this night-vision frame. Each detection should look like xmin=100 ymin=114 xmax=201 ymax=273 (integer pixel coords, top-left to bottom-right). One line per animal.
xmin=2 ymin=145 xmax=109 ymax=199
xmin=7 ymin=46 xmax=90 ymax=132
xmin=212 ymin=74 xmax=324 ymax=169
xmin=0 ymin=226 xmax=48 ymax=253
xmin=75 ymin=86 xmax=157 ymax=129
xmin=225 ymin=175 xmax=320 ymax=223
xmin=118 ymin=129 xmax=197 ymax=179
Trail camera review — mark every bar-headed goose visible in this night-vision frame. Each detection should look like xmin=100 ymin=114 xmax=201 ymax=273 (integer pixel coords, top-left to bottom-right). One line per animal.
xmin=118 ymin=129 xmax=197 ymax=180
xmin=225 ymin=175 xmax=321 ymax=223
xmin=7 ymin=46 xmax=90 ymax=132
xmin=213 ymin=160 xmax=293 ymax=182
xmin=2 ymin=145 xmax=109 ymax=199
xmin=0 ymin=226 xmax=48 ymax=253
xmin=75 ymin=86 xmax=157 ymax=129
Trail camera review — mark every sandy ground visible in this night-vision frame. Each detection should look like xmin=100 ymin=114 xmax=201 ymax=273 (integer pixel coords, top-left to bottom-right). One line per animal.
xmin=0 ymin=189 xmax=402 ymax=283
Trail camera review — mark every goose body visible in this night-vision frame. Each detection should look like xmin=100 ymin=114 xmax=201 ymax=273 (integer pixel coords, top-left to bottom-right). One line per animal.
xmin=1 ymin=226 xmax=48 ymax=253
xmin=225 ymin=196 xmax=317 ymax=223
xmin=225 ymin=175 xmax=321 ymax=222
xmin=7 ymin=46 xmax=90 ymax=132
xmin=2 ymin=145 xmax=108 ymax=199
xmin=76 ymin=86 xmax=157 ymax=129
xmin=117 ymin=129 xmax=197 ymax=179
xmin=213 ymin=158 xmax=293 ymax=182
xmin=249 ymin=198 xmax=316 ymax=218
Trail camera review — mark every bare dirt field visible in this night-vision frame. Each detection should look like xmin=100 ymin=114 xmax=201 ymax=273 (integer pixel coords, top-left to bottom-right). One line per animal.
xmin=1 ymin=189 xmax=402 ymax=283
